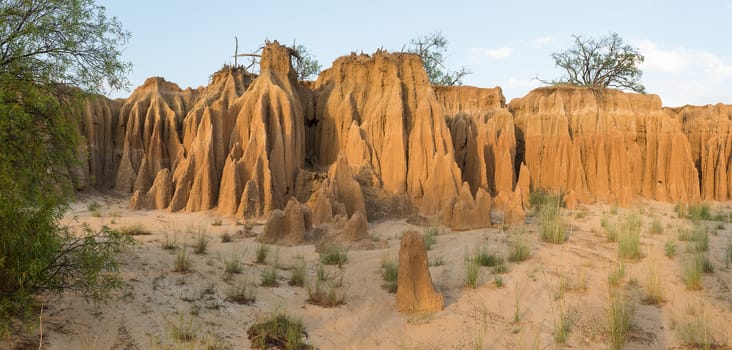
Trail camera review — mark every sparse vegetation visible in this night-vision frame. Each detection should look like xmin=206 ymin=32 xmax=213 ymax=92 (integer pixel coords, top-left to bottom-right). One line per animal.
xmin=423 ymin=225 xmax=438 ymax=250
xmin=679 ymin=226 xmax=709 ymax=252
xmin=494 ymin=276 xmax=504 ymax=287
xmin=649 ymin=218 xmax=663 ymax=235
xmin=682 ymin=254 xmax=705 ymax=290
xmin=687 ymin=203 xmax=712 ymax=223
xmin=726 ymin=239 xmax=732 ymax=269
xmin=676 ymin=303 xmax=715 ymax=350
xmin=116 ymin=224 xmax=152 ymax=236
xmin=665 ymin=241 xmax=677 ymax=258
xmin=429 ymin=255 xmax=444 ymax=266
xmin=538 ymin=192 xmax=567 ymax=244
xmin=261 ymin=263 xmax=279 ymax=287
xmin=405 ymin=31 xmax=471 ymax=86
xmin=87 ymin=201 xmax=101 ymax=212
xmin=319 ymin=243 xmax=348 ymax=268
xmin=247 ymin=312 xmax=311 ymax=350
xmin=224 ymin=253 xmax=243 ymax=274
xmin=289 ymin=259 xmax=306 ymax=287
xmin=642 ymin=261 xmax=665 ymax=305
xmin=474 ymin=246 xmax=501 ymax=267
xmin=380 ymin=257 xmax=398 ymax=293
xmin=256 ymin=243 xmax=270 ymax=264
xmin=551 ymin=298 xmax=571 ymax=344
xmin=161 ymin=234 xmax=178 ymax=250
xmin=306 ymin=272 xmax=346 ymax=307
xmin=465 ymin=253 xmax=480 ymax=288
xmin=617 ymin=213 xmax=642 ymax=259
xmin=171 ymin=313 xmax=197 ymax=343
xmin=210 ymin=218 xmax=222 ymax=226
xmin=174 ymin=248 xmax=192 ymax=272
xmin=221 ymin=232 xmax=233 ymax=243
xmin=192 ymin=230 xmax=209 ymax=255
xmin=508 ymin=240 xmax=531 ymax=262
xmin=608 ymin=288 xmax=636 ymax=350
xmin=225 ymin=282 xmax=256 ymax=305
xmin=608 ymin=263 xmax=625 ymax=287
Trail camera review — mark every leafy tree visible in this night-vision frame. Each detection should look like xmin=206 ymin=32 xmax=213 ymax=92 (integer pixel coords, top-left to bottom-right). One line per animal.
xmin=0 ymin=0 xmax=132 ymax=335
xmin=405 ymin=31 xmax=470 ymax=86
xmin=545 ymin=32 xmax=645 ymax=93
xmin=291 ymin=40 xmax=322 ymax=80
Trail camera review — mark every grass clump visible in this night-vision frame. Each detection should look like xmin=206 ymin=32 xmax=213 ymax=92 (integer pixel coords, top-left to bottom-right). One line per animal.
xmin=676 ymin=304 xmax=716 ymax=350
xmin=538 ymin=192 xmax=567 ymax=244
xmin=429 ymin=256 xmax=444 ymax=266
xmin=642 ymin=262 xmax=665 ymax=305
xmin=601 ymin=215 xmax=618 ymax=242
xmin=289 ymin=259 xmax=306 ymax=287
xmin=608 ymin=288 xmax=636 ymax=350
xmin=170 ymin=313 xmax=197 ymax=343
xmin=682 ymin=254 xmax=705 ymax=290
xmin=255 ymin=243 xmax=270 ymax=264
xmin=380 ymin=257 xmax=398 ymax=293
xmin=617 ymin=213 xmax=642 ymax=259
xmin=464 ymin=253 xmax=480 ymax=288
xmin=115 ymin=224 xmax=152 ymax=236
xmin=665 ymin=241 xmax=677 ymax=258
xmin=423 ymin=225 xmax=438 ymax=250
xmin=173 ymin=248 xmax=192 ymax=272
xmin=508 ymin=240 xmax=530 ymax=262
xmin=247 ymin=312 xmax=311 ymax=350
xmin=220 ymin=232 xmax=233 ymax=243
xmin=687 ymin=203 xmax=712 ymax=223
xmin=224 ymin=254 xmax=242 ymax=274
xmin=306 ymin=272 xmax=346 ymax=307
xmin=649 ymin=218 xmax=664 ymax=235
xmin=261 ymin=264 xmax=279 ymax=287
xmin=679 ymin=226 xmax=709 ymax=253
xmin=474 ymin=246 xmax=500 ymax=267
xmin=607 ymin=263 xmax=625 ymax=287
xmin=161 ymin=234 xmax=178 ymax=250
xmin=192 ymin=231 xmax=209 ymax=255
xmin=319 ymin=243 xmax=348 ymax=268
xmin=225 ymin=282 xmax=256 ymax=305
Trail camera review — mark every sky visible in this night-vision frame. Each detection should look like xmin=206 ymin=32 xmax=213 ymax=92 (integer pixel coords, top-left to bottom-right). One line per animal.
xmin=98 ymin=0 xmax=732 ymax=107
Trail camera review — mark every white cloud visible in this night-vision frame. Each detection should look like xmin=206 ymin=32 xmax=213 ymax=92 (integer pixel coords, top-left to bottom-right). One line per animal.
xmin=637 ymin=40 xmax=732 ymax=79
xmin=471 ymin=47 xmax=513 ymax=59
xmin=532 ymin=36 xmax=554 ymax=48
xmin=505 ymin=78 xmax=541 ymax=90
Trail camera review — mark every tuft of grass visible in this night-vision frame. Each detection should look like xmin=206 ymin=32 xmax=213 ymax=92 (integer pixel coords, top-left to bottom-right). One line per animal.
xmin=289 ymin=259 xmax=306 ymax=287
xmin=116 ymin=224 xmax=152 ymax=236
xmin=494 ymin=275 xmax=504 ymax=287
xmin=210 ymin=218 xmax=223 ymax=226
xmin=665 ymin=241 xmax=677 ymax=258
xmin=464 ymin=253 xmax=480 ymax=288
xmin=225 ymin=282 xmax=256 ymax=305
xmin=538 ymin=193 xmax=567 ymax=244
xmin=617 ymin=213 xmax=642 ymax=259
xmin=221 ymin=232 xmax=233 ymax=243
xmin=714 ymin=222 xmax=725 ymax=231
xmin=429 ymin=255 xmax=444 ymax=266
xmin=380 ymin=257 xmax=398 ymax=293
xmin=687 ymin=203 xmax=712 ymax=223
xmin=475 ymin=246 xmax=500 ymax=267
xmin=508 ymin=240 xmax=531 ymax=262
xmin=649 ymin=218 xmax=664 ymax=235
xmin=602 ymin=216 xmax=618 ymax=242
xmin=674 ymin=202 xmax=688 ymax=218
xmin=682 ymin=254 xmax=705 ymax=290
xmin=642 ymin=261 xmax=665 ymax=305
xmin=224 ymin=254 xmax=242 ymax=274
xmin=255 ymin=243 xmax=270 ymax=264
xmin=87 ymin=201 xmax=101 ymax=212
xmin=700 ymin=254 xmax=714 ymax=274
xmin=261 ymin=262 xmax=279 ymax=287
xmin=319 ymin=243 xmax=348 ymax=268
xmin=607 ymin=263 xmax=625 ymax=287
xmin=247 ymin=312 xmax=311 ymax=350
xmin=423 ymin=225 xmax=438 ymax=250
xmin=161 ymin=234 xmax=178 ymax=250
xmin=676 ymin=303 xmax=715 ymax=350
xmin=608 ymin=288 xmax=636 ymax=350
xmin=173 ymin=248 xmax=192 ymax=272
xmin=306 ymin=272 xmax=346 ymax=307
xmin=493 ymin=259 xmax=508 ymax=274
xmin=551 ymin=299 xmax=571 ymax=344
xmin=170 ymin=313 xmax=197 ymax=343
xmin=192 ymin=231 xmax=209 ymax=255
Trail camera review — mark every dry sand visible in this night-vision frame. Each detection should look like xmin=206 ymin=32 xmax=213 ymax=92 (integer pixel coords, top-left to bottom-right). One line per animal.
xmin=4 ymin=193 xmax=732 ymax=349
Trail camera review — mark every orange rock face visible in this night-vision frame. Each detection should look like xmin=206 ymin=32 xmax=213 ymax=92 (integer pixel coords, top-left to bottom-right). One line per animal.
xmin=509 ymin=86 xmax=700 ymax=205
xmin=397 ymin=231 xmax=444 ymax=313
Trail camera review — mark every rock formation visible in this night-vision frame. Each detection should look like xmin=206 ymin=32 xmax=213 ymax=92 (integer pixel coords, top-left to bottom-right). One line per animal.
xmin=397 ymin=231 xmax=444 ymax=313
xmin=260 ymin=197 xmax=312 ymax=245
xmin=509 ymin=86 xmax=700 ymax=205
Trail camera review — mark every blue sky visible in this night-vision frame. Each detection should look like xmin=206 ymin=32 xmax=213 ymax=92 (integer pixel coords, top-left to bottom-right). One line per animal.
xmin=99 ymin=0 xmax=732 ymax=106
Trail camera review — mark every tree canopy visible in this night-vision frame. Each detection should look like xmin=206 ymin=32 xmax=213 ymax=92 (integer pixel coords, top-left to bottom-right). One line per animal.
xmin=291 ymin=40 xmax=322 ymax=80
xmin=405 ymin=31 xmax=470 ymax=86
xmin=0 ymin=0 xmax=132 ymax=335
xmin=545 ymin=32 xmax=645 ymax=93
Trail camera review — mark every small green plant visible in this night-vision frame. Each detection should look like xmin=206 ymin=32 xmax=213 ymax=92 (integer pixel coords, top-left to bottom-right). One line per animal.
xmin=674 ymin=202 xmax=688 ymax=218
xmin=676 ymin=303 xmax=715 ymax=350
xmin=682 ymin=255 xmax=704 ymax=290
xmin=116 ymin=224 xmax=152 ymax=236
xmin=700 ymin=254 xmax=714 ymax=274
xmin=687 ymin=203 xmax=712 ymax=223
xmin=494 ymin=275 xmax=504 ymax=287
xmin=315 ymin=264 xmax=328 ymax=282
xmin=538 ymin=192 xmax=567 ymax=244
xmin=465 ymin=253 xmax=480 ymax=288
xmin=87 ymin=201 xmax=101 ymax=212
xmin=171 ymin=313 xmax=197 ymax=343
xmin=173 ymin=248 xmax=192 ymax=272
xmin=508 ymin=240 xmax=530 ymax=262
xmin=423 ymin=225 xmax=438 ymax=250
xmin=474 ymin=246 xmax=500 ymax=267
xmin=192 ymin=231 xmax=209 ymax=255
xmin=608 ymin=288 xmax=636 ymax=350
xmin=610 ymin=205 xmax=619 ymax=215
xmin=261 ymin=265 xmax=279 ymax=287
xmin=306 ymin=272 xmax=346 ymax=307
xmin=649 ymin=218 xmax=663 ymax=235
xmin=255 ymin=243 xmax=270 ymax=264
xmin=247 ymin=312 xmax=311 ymax=350
xmin=221 ymin=232 xmax=233 ymax=243
xmin=429 ymin=256 xmax=444 ymax=266
xmin=493 ymin=259 xmax=508 ymax=274
xmin=319 ymin=243 xmax=348 ymax=268
xmin=642 ymin=262 xmax=665 ymax=305
xmin=602 ymin=216 xmax=618 ymax=242
xmin=551 ymin=300 xmax=570 ymax=344
xmin=617 ymin=213 xmax=642 ymax=259
xmin=607 ymin=263 xmax=625 ymax=287
xmin=161 ymin=234 xmax=178 ymax=250
xmin=380 ymin=257 xmax=398 ymax=293
xmin=665 ymin=241 xmax=677 ymax=258
xmin=225 ymin=282 xmax=256 ymax=305
xmin=289 ymin=259 xmax=306 ymax=287
xmin=679 ymin=226 xmax=709 ymax=252
xmin=224 ymin=254 xmax=242 ymax=274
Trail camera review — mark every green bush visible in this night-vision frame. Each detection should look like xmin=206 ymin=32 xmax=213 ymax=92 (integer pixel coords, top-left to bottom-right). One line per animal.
xmin=687 ymin=203 xmax=712 ymax=223
xmin=508 ymin=240 xmax=531 ymax=262
xmin=380 ymin=257 xmax=398 ymax=293
xmin=608 ymin=289 xmax=636 ymax=350
xmin=539 ymin=193 xmax=567 ymax=244
xmin=617 ymin=214 xmax=642 ymax=259
xmin=247 ymin=313 xmax=311 ymax=350
xmin=319 ymin=243 xmax=348 ymax=268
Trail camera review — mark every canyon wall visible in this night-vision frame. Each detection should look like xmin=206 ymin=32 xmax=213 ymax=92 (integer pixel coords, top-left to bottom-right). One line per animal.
xmin=73 ymin=42 xmax=730 ymax=232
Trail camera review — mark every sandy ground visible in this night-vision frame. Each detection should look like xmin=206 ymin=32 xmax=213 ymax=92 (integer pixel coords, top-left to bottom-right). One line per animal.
xmin=3 ymin=193 xmax=732 ymax=349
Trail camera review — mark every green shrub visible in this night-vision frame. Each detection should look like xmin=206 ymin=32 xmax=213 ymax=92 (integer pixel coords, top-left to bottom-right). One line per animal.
xmin=255 ymin=243 xmax=270 ymax=264
xmin=161 ymin=234 xmax=178 ymax=250
xmin=87 ymin=201 xmax=101 ymax=212
xmin=474 ymin=246 xmax=500 ymax=267
xmin=174 ymin=248 xmax=192 ymax=272
xmin=508 ymin=240 xmax=531 ymax=262
xmin=319 ymin=243 xmax=348 ymax=268
xmin=682 ymin=255 xmax=704 ymax=290
xmin=247 ymin=313 xmax=311 ymax=350
xmin=224 ymin=254 xmax=242 ymax=274
xmin=539 ymin=193 xmax=567 ymax=244
xmin=687 ymin=203 xmax=712 ymax=223
xmin=608 ymin=289 xmax=636 ymax=350
xmin=115 ymin=224 xmax=152 ymax=236
xmin=494 ymin=276 xmax=504 ymax=287
xmin=617 ymin=214 xmax=642 ymax=259
xmin=380 ymin=257 xmax=398 ymax=293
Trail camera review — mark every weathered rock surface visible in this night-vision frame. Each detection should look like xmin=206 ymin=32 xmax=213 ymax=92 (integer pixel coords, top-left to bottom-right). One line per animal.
xmin=397 ymin=231 xmax=444 ymax=313
xmin=675 ymin=104 xmax=732 ymax=201
xmin=260 ymin=197 xmax=312 ymax=245
xmin=509 ymin=86 xmax=700 ymax=205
